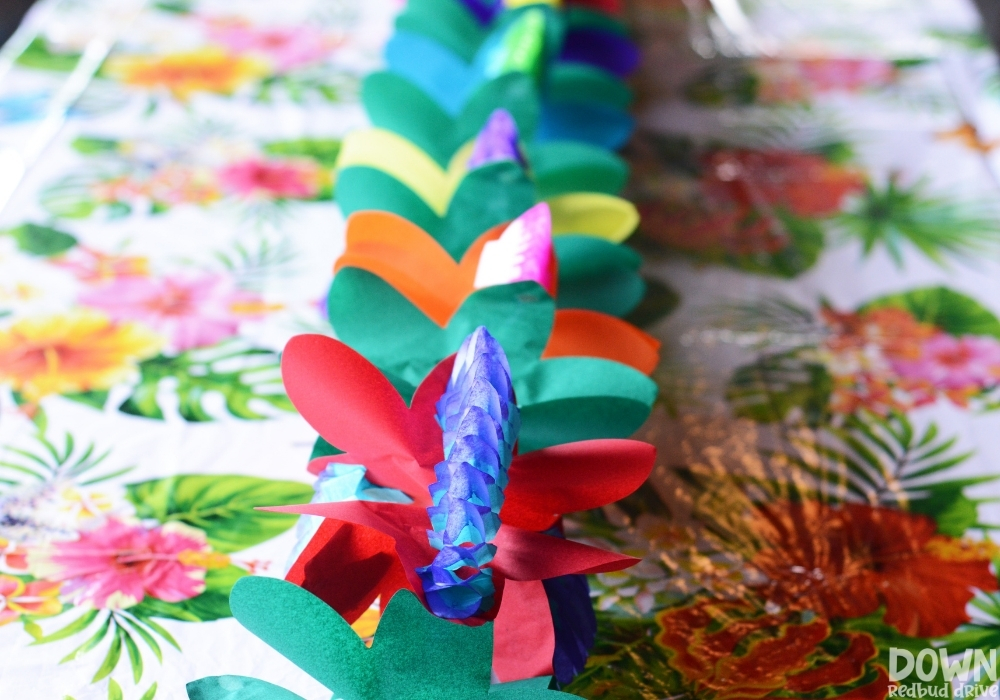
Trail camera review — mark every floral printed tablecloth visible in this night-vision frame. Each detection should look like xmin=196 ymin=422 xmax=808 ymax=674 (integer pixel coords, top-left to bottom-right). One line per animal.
xmin=4 ymin=0 xmax=1000 ymax=698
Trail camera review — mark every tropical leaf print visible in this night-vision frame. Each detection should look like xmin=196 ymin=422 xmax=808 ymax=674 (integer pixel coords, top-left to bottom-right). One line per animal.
xmin=834 ymin=177 xmax=1000 ymax=266
xmin=63 ymin=341 xmax=294 ymax=421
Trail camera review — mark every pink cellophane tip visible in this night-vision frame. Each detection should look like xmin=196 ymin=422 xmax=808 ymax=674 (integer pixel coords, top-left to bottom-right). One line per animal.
xmin=473 ymin=203 xmax=552 ymax=291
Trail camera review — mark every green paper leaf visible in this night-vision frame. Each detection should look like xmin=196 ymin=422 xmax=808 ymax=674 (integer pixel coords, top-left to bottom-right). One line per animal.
xmin=624 ymin=278 xmax=680 ymax=329
xmin=2 ymin=223 xmax=78 ymax=257
xmin=329 ymin=271 xmax=656 ymax=451
xmin=310 ymin=436 xmax=345 ymax=461
xmin=335 ymin=162 xmax=536 ymax=259
xmin=547 ymin=64 xmax=633 ymax=110
xmin=188 ymin=676 xmax=306 ymax=700
xmin=230 ymin=579 xmax=493 ymax=700
xmin=362 ymin=71 xmax=540 ymax=167
xmin=394 ymin=0 xmax=487 ymax=62
xmin=859 ymin=286 xmax=1000 ymax=339
xmin=553 ymin=235 xmax=644 ymax=317
xmin=529 ymin=141 xmax=628 ymax=197
xmin=124 ymin=475 xmax=313 ymax=553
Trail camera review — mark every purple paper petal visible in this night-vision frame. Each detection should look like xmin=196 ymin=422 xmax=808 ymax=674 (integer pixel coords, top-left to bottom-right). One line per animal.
xmin=467 ymin=108 xmax=525 ymax=170
xmin=559 ymin=27 xmax=641 ymax=78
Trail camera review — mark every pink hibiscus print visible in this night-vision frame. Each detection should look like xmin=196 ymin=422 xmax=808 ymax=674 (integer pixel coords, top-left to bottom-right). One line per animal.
xmin=79 ymin=273 xmax=272 ymax=353
xmin=27 ymin=518 xmax=213 ymax=610
xmin=892 ymin=334 xmax=1000 ymax=393
xmin=205 ymin=18 xmax=339 ymax=72
xmin=217 ymin=158 xmax=326 ymax=200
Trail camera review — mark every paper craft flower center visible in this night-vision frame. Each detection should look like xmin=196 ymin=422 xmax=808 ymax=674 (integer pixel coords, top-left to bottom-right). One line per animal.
xmin=416 ymin=326 xmax=520 ymax=619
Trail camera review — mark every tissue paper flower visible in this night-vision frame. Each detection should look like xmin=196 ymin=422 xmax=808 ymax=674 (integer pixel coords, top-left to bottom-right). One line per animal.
xmin=416 ymin=328 xmax=520 ymax=619
xmin=0 ymin=311 xmax=162 ymax=402
xmin=186 ymin=578 xmax=580 ymax=700
xmin=269 ymin=330 xmax=654 ymax=680
xmin=79 ymin=274 xmax=271 ymax=352
xmin=473 ymin=202 xmax=553 ymax=291
xmin=28 ymin=518 xmax=219 ymax=609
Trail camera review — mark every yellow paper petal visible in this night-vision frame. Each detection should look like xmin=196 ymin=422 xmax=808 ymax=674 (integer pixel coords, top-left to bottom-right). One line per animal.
xmin=547 ymin=192 xmax=640 ymax=243
xmin=335 ymin=129 xmax=473 ymax=216
xmin=505 ymin=0 xmax=561 ymax=7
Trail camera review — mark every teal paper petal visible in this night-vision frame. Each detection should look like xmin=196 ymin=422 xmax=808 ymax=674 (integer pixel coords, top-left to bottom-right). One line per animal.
xmin=187 ymin=676 xmax=307 ymax=700
xmin=554 ymin=235 xmax=644 ymax=317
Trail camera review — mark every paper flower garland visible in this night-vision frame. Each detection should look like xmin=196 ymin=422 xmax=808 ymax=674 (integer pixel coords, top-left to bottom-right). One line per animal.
xmin=188 ymin=0 xmax=659 ymax=694
xmin=272 ymin=328 xmax=655 ymax=679
xmin=186 ymin=579 xmax=578 ymax=700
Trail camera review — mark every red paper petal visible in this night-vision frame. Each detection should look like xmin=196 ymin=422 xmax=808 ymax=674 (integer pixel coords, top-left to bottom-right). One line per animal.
xmin=492 ymin=579 xmax=556 ymax=682
xmin=281 ymin=335 xmax=442 ymax=501
xmin=503 ymin=439 xmax=655 ymax=530
xmin=492 ymin=526 xmax=640 ymax=580
xmin=285 ymin=519 xmax=412 ymax=623
xmin=268 ymin=501 xmax=436 ymax=595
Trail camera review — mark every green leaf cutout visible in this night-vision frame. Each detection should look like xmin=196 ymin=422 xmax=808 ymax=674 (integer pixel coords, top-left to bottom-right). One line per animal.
xmin=187 ymin=577 xmax=579 ymax=700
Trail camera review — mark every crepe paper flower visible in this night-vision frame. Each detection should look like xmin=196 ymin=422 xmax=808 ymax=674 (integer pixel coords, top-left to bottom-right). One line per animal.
xmin=749 ymin=501 xmax=997 ymax=637
xmin=467 ymin=109 xmax=526 ymax=169
xmin=274 ymin=334 xmax=654 ymax=679
xmin=0 ymin=311 xmax=162 ymax=403
xmin=417 ymin=328 xmax=519 ymax=619
xmin=473 ymin=203 xmax=553 ymax=291
xmin=891 ymin=334 xmax=1000 ymax=393
xmin=329 ymin=212 xmax=659 ymax=450
xmin=0 ymin=575 xmax=62 ymax=624
xmin=217 ymin=158 xmax=329 ymax=200
xmin=204 ymin=18 xmax=340 ymax=72
xmin=186 ymin=579 xmax=580 ymax=700
xmin=657 ymin=597 xmax=891 ymax=699
xmin=27 ymin=518 xmax=225 ymax=610
xmin=78 ymin=274 xmax=272 ymax=353
xmin=105 ymin=48 xmax=270 ymax=100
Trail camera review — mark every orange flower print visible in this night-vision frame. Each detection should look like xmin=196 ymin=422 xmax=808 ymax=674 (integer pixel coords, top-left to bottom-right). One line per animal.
xmin=657 ymin=597 xmax=890 ymax=699
xmin=0 ymin=575 xmax=62 ymax=625
xmin=749 ymin=501 xmax=997 ymax=637
xmin=0 ymin=311 xmax=162 ymax=402
xmin=106 ymin=48 xmax=270 ymax=100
